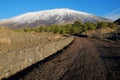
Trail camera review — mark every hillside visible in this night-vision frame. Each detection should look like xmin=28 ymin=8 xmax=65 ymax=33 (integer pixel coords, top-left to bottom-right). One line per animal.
xmin=114 ymin=18 xmax=120 ymax=25
xmin=82 ymin=27 xmax=115 ymax=39
xmin=0 ymin=9 xmax=111 ymax=29
xmin=0 ymin=27 xmax=62 ymax=54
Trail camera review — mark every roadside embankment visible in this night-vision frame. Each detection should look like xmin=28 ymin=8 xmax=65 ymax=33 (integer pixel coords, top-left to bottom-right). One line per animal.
xmin=0 ymin=35 xmax=74 ymax=79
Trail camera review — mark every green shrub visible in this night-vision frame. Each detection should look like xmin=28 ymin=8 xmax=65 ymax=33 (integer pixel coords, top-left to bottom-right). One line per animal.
xmin=18 ymin=21 xmax=117 ymax=34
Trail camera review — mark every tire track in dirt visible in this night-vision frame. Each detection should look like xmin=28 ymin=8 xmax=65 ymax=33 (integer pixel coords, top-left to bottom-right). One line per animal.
xmin=96 ymin=40 xmax=120 ymax=80
xmin=60 ymin=38 xmax=107 ymax=80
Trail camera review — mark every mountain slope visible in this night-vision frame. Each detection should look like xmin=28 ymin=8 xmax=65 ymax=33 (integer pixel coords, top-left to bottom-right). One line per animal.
xmin=0 ymin=8 xmax=111 ymax=29
xmin=114 ymin=18 xmax=120 ymax=25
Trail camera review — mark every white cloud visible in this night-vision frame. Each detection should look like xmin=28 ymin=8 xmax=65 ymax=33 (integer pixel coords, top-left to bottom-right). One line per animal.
xmin=104 ymin=8 xmax=120 ymax=20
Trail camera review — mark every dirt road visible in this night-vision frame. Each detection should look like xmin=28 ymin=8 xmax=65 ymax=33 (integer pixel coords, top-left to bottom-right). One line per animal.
xmin=3 ymin=37 xmax=120 ymax=80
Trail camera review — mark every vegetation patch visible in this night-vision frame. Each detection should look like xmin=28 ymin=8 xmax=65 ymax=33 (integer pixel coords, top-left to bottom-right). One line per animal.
xmin=18 ymin=21 xmax=117 ymax=35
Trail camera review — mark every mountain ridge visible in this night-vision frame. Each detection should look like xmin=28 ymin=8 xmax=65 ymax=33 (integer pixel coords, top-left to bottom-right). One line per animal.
xmin=0 ymin=8 xmax=112 ymax=29
xmin=114 ymin=18 xmax=120 ymax=25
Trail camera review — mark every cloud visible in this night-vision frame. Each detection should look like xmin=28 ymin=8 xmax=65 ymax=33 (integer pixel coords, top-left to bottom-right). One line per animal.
xmin=104 ymin=8 xmax=120 ymax=20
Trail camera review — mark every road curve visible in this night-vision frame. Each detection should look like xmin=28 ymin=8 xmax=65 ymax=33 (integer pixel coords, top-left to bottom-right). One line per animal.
xmin=3 ymin=37 xmax=120 ymax=80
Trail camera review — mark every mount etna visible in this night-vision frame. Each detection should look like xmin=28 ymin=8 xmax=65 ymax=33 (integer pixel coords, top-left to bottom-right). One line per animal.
xmin=0 ymin=8 xmax=112 ymax=29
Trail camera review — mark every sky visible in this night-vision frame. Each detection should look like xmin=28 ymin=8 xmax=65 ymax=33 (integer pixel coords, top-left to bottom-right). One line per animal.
xmin=0 ymin=0 xmax=120 ymax=20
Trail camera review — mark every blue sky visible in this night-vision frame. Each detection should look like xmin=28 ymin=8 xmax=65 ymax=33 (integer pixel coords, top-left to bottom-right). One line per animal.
xmin=0 ymin=0 xmax=120 ymax=20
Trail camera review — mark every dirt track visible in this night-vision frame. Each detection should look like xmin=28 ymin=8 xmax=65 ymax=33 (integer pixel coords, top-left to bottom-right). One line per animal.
xmin=3 ymin=37 xmax=120 ymax=80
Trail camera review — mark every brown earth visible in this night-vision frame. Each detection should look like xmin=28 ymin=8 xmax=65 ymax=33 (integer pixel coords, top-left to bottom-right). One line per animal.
xmin=2 ymin=36 xmax=120 ymax=80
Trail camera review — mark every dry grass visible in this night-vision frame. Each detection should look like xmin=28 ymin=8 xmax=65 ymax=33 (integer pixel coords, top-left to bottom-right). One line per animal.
xmin=0 ymin=27 xmax=63 ymax=55
xmin=82 ymin=27 xmax=115 ymax=39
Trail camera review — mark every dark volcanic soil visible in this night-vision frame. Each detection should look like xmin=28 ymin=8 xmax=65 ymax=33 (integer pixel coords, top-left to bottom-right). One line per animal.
xmin=3 ymin=37 xmax=120 ymax=80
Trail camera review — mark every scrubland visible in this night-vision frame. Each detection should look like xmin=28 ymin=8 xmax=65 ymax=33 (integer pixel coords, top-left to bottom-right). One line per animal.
xmin=0 ymin=27 xmax=64 ymax=55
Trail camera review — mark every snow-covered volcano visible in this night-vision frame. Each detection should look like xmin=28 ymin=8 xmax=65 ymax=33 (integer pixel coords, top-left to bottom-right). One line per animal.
xmin=0 ymin=8 xmax=111 ymax=28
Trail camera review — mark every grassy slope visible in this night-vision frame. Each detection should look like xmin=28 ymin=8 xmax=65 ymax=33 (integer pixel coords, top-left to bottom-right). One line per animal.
xmin=0 ymin=27 xmax=63 ymax=55
xmin=82 ymin=27 xmax=115 ymax=39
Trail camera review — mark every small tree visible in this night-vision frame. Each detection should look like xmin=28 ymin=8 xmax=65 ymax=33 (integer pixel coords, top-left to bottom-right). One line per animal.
xmin=72 ymin=20 xmax=83 ymax=27
xmin=107 ymin=22 xmax=116 ymax=28
xmin=97 ymin=21 xmax=107 ymax=29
